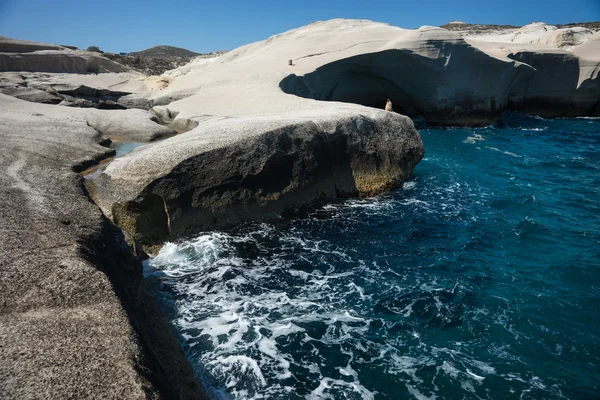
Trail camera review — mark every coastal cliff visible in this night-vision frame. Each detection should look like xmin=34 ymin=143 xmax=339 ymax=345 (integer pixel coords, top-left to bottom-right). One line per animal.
xmin=0 ymin=94 xmax=205 ymax=399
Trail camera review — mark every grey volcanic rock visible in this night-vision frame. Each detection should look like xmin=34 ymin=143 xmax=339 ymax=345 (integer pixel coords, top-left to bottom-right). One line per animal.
xmin=0 ymin=71 xmax=160 ymax=110
xmin=0 ymin=95 xmax=175 ymax=142
xmin=53 ymin=84 xmax=132 ymax=109
xmin=0 ymin=94 xmax=204 ymax=399
xmin=90 ymin=110 xmax=424 ymax=246
xmin=0 ymin=85 xmax=62 ymax=104
xmin=56 ymin=84 xmax=131 ymax=99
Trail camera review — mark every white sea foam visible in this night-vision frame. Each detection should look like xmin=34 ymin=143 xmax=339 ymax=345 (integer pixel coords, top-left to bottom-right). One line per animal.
xmin=147 ymin=186 xmax=554 ymax=398
xmin=463 ymin=133 xmax=485 ymax=144
xmin=403 ymin=181 xmax=417 ymax=190
xmin=406 ymin=384 xmax=437 ymax=400
xmin=466 ymin=369 xmax=485 ymax=381
xmin=307 ymin=378 xmax=376 ymax=400
xmin=521 ymin=127 xmax=547 ymax=131
xmin=486 ymin=146 xmax=522 ymax=158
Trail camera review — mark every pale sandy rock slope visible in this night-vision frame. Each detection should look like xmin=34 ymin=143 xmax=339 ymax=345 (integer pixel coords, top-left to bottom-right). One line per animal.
xmin=0 ymin=36 xmax=182 ymax=108
xmin=134 ymin=19 xmax=599 ymax=128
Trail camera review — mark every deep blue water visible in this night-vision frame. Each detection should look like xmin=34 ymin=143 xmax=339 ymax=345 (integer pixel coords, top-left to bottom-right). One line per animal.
xmin=145 ymin=113 xmax=600 ymax=399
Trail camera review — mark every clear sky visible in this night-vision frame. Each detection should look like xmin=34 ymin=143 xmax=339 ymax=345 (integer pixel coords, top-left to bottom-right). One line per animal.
xmin=0 ymin=0 xmax=599 ymax=53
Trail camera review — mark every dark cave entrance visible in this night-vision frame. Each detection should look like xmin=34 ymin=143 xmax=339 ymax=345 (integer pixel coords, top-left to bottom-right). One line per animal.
xmin=278 ymin=52 xmax=426 ymax=119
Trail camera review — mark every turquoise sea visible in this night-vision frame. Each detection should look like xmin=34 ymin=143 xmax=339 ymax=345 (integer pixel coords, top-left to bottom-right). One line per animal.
xmin=145 ymin=113 xmax=600 ymax=399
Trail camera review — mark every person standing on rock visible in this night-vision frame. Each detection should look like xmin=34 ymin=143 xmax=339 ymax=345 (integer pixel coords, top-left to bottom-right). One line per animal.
xmin=385 ymin=98 xmax=393 ymax=112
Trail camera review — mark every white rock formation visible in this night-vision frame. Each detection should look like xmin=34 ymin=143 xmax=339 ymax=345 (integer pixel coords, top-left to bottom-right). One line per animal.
xmin=124 ymin=19 xmax=597 ymax=127
xmin=0 ymin=93 xmax=175 ymax=142
xmin=2 ymin=20 xmax=598 ymax=123
xmin=459 ymin=22 xmax=595 ymax=50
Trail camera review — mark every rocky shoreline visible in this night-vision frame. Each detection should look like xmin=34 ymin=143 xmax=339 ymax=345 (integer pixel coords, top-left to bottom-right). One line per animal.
xmin=0 ymin=94 xmax=206 ymax=399
xmin=0 ymin=18 xmax=599 ymax=399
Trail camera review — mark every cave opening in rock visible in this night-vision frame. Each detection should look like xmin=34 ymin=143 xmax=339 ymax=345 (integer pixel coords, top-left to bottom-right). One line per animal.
xmin=279 ymin=50 xmax=429 ymax=119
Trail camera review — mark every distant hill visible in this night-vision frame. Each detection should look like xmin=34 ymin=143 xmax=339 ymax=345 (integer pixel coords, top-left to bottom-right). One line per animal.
xmin=130 ymin=45 xmax=200 ymax=59
xmin=103 ymin=45 xmax=227 ymax=76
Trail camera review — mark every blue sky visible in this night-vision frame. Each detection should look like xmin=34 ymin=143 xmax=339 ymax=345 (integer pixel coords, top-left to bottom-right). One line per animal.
xmin=0 ymin=0 xmax=598 ymax=53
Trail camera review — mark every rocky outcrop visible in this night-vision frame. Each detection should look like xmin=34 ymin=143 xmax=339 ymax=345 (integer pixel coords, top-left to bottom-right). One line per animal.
xmin=508 ymin=23 xmax=594 ymax=49
xmin=573 ymin=31 xmax=600 ymax=60
xmin=54 ymin=84 xmax=132 ymax=109
xmin=530 ymin=27 xmax=594 ymax=49
xmin=0 ymin=85 xmax=62 ymax=104
xmin=0 ymin=94 xmax=204 ymax=399
xmin=90 ymin=110 xmax=424 ymax=246
xmin=5 ymin=21 xmax=597 ymax=125
xmin=88 ymin=19 xmax=600 ymax=247
xmin=0 ymin=71 xmax=161 ymax=111
xmin=1 ymin=19 xmax=597 ymax=397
